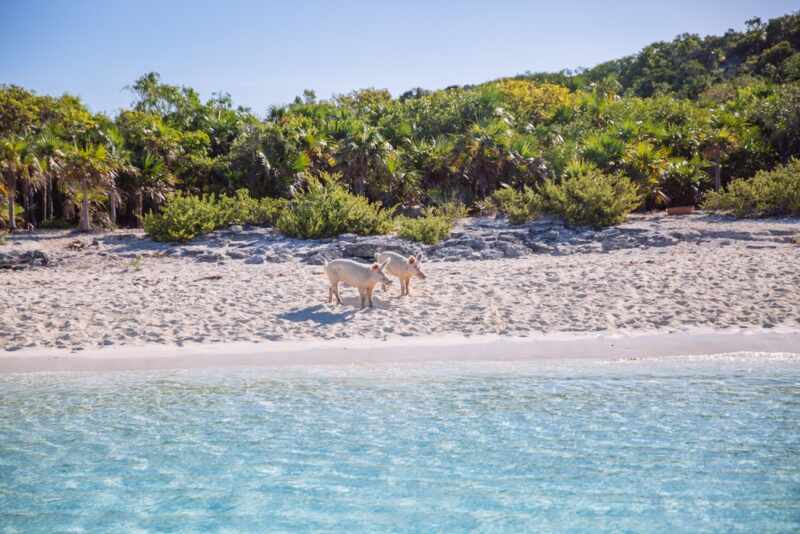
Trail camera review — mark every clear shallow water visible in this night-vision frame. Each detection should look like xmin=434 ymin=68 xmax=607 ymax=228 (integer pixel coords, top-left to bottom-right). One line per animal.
xmin=1 ymin=354 xmax=799 ymax=533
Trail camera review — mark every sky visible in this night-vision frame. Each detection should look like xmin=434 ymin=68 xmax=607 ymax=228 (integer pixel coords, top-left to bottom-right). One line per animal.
xmin=1 ymin=0 xmax=798 ymax=116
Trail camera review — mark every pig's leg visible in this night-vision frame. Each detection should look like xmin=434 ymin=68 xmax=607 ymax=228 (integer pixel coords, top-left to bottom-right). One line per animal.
xmin=367 ymin=286 xmax=374 ymax=307
xmin=358 ymin=288 xmax=366 ymax=308
xmin=405 ymin=277 xmax=411 ymax=296
xmin=328 ymin=285 xmax=333 ymax=303
xmin=334 ymin=282 xmax=343 ymax=305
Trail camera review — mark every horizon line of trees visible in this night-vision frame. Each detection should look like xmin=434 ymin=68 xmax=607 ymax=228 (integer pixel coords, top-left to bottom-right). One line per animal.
xmin=2 ymin=11 xmax=800 ymax=233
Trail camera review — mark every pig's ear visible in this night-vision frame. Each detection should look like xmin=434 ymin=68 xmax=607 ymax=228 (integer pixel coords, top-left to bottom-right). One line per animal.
xmin=371 ymin=263 xmax=380 ymax=271
xmin=417 ymin=252 xmax=424 ymax=263
xmin=407 ymin=255 xmax=416 ymax=264
xmin=379 ymin=259 xmax=390 ymax=270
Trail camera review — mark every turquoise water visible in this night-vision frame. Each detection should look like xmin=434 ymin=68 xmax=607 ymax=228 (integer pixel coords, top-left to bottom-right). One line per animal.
xmin=1 ymin=354 xmax=799 ymax=533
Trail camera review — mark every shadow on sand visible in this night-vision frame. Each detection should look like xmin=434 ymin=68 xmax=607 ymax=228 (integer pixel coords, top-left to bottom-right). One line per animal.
xmin=279 ymin=304 xmax=357 ymax=325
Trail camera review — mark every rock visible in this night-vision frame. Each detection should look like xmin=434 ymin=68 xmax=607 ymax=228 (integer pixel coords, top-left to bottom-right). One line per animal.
xmin=342 ymin=238 xmax=417 ymax=259
xmin=180 ymin=247 xmax=207 ymax=257
xmin=0 ymin=250 xmax=50 ymax=268
xmin=542 ymin=229 xmax=562 ymax=242
xmin=480 ymin=249 xmax=505 ymax=260
xmin=265 ymin=253 xmax=290 ymax=263
xmin=229 ymin=224 xmax=244 ymax=233
xmin=435 ymin=246 xmax=474 ymax=260
xmin=526 ymin=241 xmax=555 ymax=254
xmin=195 ymin=252 xmax=224 ymax=263
xmin=304 ymin=252 xmax=331 ymax=265
xmin=494 ymin=241 xmax=527 ymax=258
xmin=669 ymin=230 xmax=702 ymax=241
xmin=225 ymin=249 xmax=249 ymax=259
xmin=497 ymin=232 xmax=523 ymax=242
xmin=337 ymin=233 xmax=358 ymax=242
xmin=244 ymin=256 xmax=266 ymax=265
xmin=439 ymin=237 xmax=486 ymax=251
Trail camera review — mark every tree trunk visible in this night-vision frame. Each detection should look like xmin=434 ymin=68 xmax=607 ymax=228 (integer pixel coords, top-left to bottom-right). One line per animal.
xmin=714 ymin=158 xmax=721 ymax=191
xmin=108 ymin=188 xmax=117 ymax=226
xmin=47 ymin=177 xmax=54 ymax=221
xmin=136 ymin=189 xmax=144 ymax=227
xmin=42 ymin=178 xmax=48 ymax=224
xmin=7 ymin=177 xmax=17 ymax=231
xmin=22 ymin=182 xmax=31 ymax=227
xmin=27 ymin=184 xmax=36 ymax=227
xmin=79 ymin=182 xmax=91 ymax=232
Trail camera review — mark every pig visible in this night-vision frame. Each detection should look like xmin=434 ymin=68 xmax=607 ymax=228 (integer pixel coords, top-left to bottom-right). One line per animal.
xmin=324 ymin=258 xmax=392 ymax=308
xmin=375 ymin=251 xmax=427 ymax=297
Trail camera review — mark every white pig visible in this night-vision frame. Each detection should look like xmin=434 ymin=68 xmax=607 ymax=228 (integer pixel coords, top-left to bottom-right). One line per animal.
xmin=375 ymin=251 xmax=427 ymax=297
xmin=324 ymin=258 xmax=392 ymax=308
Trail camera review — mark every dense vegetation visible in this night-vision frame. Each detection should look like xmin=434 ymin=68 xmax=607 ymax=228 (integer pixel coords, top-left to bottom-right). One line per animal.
xmin=702 ymin=158 xmax=800 ymax=217
xmin=2 ymin=12 xmax=799 ymax=241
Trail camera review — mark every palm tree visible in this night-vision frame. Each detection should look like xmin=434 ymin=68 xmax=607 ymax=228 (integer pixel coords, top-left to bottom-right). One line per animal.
xmin=0 ymin=136 xmax=43 ymax=231
xmin=132 ymin=152 xmax=174 ymax=226
xmin=61 ymin=144 xmax=118 ymax=232
xmin=333 ymin=121 xmax=393 ymax=197
xmin=100 ymin=127 xmax=136 ymax=226
xmin=33 ymin=132 xmax=65 ymax=224
xmin=702 ymin=128 xmax=738 ymax=191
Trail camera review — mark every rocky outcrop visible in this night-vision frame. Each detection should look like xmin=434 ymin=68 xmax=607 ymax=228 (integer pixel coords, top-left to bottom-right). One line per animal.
xmin=91 ymin=213 xmax=799 ymax=266
xmin=0 ymin=250 xmax=50 ymax=268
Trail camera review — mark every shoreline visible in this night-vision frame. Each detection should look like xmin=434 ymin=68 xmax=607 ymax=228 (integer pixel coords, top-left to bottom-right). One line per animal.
xmin=2 ymin=328 xmax=799 ymax=374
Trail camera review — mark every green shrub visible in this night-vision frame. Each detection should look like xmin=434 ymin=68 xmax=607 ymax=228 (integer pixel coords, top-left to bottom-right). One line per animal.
xmin=541 ymin=170 xmax=642 ymax=228
xmin=276 ymin=173 xmax=395 ymax=239
xmin=39 ymin=218 xmax=75 ymax=230
xmin=144 ymin=193 xmax=220 ymax=242
xmin=702 ymin=159 xmax=800 ymax=217
xmin=216 ymin=189 xmax=287 ymax=226
xmin=395 ymin=215 xmax=452 ymax=244
xmin=424 ymin=201 xmax=468 ymax=222
xmin=491 ymin=186 xmax=544 ymax=224
xmin=252 ymin=197 xmax=288 ymax=226
xmin=0 ymin=200 xmax=23 ymax=229
xmin=660 ymin=159 xmax=707 ymax=206
xmin=144 ymin=189 xmax=287 ymax=242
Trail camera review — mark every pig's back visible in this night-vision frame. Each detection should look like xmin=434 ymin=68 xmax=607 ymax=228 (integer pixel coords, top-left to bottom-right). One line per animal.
xmin=377 ymin=252 xmax=407 ymax=276
xmin=326 ymin=259 xmax=370 ymax=283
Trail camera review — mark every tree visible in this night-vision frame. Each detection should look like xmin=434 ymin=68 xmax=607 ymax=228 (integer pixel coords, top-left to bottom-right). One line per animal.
xmin=119 ymin=152 xmax=173 ymax=227
xmin=0 ymin=136 xmax=42 ymax=230
xmin=333 ymin=121 xmax=393 ymax=197
xmin=61 ymin=144 xmax=118 ymax=232
xmin=701 ymin=128 xmax=738 ymax=191
xmin=33 ymin=131 xmax=65 ymax=224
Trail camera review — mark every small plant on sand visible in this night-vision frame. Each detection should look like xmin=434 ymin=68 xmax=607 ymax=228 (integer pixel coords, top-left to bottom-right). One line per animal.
xmin=702 ymin=159 xmax=800 ymax=217
xmin=276 ymin=172 xmax=395 ymax=239
xmin=129 ymin=256 xmax=143 ymax=271
xmin=541 ymin=167 xmax=641 ymax=228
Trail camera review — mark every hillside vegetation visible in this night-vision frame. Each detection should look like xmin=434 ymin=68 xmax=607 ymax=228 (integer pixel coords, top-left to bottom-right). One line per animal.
xmin=2 ymin=12 xmax=799 ymax=240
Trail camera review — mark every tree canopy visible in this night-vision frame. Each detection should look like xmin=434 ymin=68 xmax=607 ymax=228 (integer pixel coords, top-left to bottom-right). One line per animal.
xmin=2 ymin=11 xmax=800 ymax=231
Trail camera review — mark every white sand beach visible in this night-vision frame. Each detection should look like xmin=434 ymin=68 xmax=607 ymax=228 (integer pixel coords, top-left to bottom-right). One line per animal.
xmin=2 ymin=214 xmax=799 ymax=368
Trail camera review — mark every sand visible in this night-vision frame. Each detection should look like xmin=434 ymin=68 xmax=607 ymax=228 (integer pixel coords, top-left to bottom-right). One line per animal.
xmin=1 ymin=330 xmax=799 ymax=373
xmin=2 ymin=215 xmax=799 ymax=367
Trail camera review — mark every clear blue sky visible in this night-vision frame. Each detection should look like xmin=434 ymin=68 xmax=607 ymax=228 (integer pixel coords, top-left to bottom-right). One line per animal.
xmin=1 ymin=0 xmax=797 ymax=116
